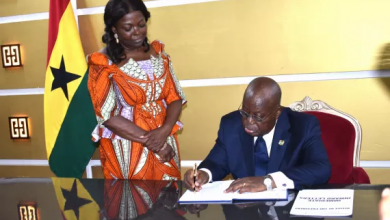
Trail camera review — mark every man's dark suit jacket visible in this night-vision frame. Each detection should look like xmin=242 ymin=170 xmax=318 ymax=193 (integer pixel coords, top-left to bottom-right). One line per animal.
xmin=199 ymin=108 xmax=331 ymax=188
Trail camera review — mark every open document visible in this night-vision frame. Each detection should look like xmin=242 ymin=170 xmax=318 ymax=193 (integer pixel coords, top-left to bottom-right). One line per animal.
xmin=178 ymin=180 xmax=288 ymax=204
xmin=290 ymin=189 xmax=354 ymax=218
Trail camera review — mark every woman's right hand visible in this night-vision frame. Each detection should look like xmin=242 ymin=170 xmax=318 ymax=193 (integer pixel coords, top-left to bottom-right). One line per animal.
xmin=157 ymin=143 xmax=175 ymax=163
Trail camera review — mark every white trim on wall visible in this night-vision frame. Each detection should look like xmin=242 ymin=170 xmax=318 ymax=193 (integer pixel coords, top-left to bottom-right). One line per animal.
xmin=78 ymin=0 xmax=224 ymax=16
xmin=76 ymin=6 xmax=104 ymax=16
xmin=0 ymin=159 xmax=48 ymax=166
xmin=180 ymin=70 xmax=390 ymax=88
xmin=0 ymin=0 xmax=224 ymax=24
xmin=0 ymin=159 xmax=389 ymax=179
xmin=71 ymin=0 xmax=79 ymax=29
xmin=0 ymin=12 xmax=48 ymax=24
xmin=145 ymin=0 xmax=223 ymax=8
xmin=181 ymin=160 xmax=202 ymax=168
xmin=360 ymin=161 xmax=390 ymax=168
xmin=0 ymin=178 xmax=52 ymax=184
xmin=1 ymin=70 xmax=390 ymax=96
xmin=0 ymin=88 xmax=45 ymax=96
xmin=0 ymin=159 xmax=202 ymax=179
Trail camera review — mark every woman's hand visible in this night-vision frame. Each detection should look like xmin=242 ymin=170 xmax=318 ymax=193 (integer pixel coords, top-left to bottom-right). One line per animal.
xmin=141 ymin=125 xmax=171 ymax=153
xmin=157 ymin=143 xmax=176 ymax=163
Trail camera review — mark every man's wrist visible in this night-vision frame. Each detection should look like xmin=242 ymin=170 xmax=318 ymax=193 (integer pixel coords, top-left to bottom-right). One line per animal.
xmin=199 ymin=168 xmax=212 ymax=183
xmin=268 ymin=172 xmax=295 ymax=189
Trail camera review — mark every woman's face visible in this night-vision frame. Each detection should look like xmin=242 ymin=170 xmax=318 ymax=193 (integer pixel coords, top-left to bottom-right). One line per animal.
xmin=113 ymin=10 xmax=147 ymax=49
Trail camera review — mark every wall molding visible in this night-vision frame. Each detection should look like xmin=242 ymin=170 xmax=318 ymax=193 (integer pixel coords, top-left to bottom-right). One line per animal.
xmin=0 ymin=159 xmax=202 ymax=179
xmin=78 ymin=0 xmax=224 ymax=16
xmin=1 ymin=70 xmax=390 ymax=96
xmin=0 ymin=178 xmax=52 ymax=184
xmin=0 ymin=12 xmax=48 ymax=24
xmin=360 ymin=161 xmax=390 ymax=168
xmin=0 ymin=88 xmax=45 ymax=96
xmin=180 ymin=70 xmax=390 ymax=87
xmin=0 ymin=0 xmax=224 ymax=24
xmin=0 ymin=159 xmax=389 ymax=179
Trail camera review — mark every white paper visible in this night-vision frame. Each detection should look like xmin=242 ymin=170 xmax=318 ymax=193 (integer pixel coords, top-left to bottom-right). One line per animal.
xmin=179 ymin=180 xmax=288 ymax=204
xmin=290 ymin=189 xmax=354 ymax=217
xmin=179 ymin=181 xmax=233 ymax=203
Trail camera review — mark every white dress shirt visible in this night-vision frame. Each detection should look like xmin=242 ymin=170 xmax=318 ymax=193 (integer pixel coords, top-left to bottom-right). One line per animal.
xmin=200 ymin=122 xmax=295 ymax=189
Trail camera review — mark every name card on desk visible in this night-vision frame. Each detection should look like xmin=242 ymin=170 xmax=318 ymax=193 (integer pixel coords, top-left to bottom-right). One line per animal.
xmin=179 ymin=180 xmax=288 ymax=204
xmin=290 ymin=189 xmax=354 ymax=218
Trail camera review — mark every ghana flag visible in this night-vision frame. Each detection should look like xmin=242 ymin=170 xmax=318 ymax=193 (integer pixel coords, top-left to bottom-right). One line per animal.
xmin=44 ymin=0 xmax=97 ymax=178
xmin=52 ymin=178 xmax=104 ymax=219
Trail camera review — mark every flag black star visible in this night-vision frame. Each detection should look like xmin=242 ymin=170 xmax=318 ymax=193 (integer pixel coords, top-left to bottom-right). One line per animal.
xmin=61 ymin=180 xmax=92 ymax=220
xmin=50 ymin=56 xmax=81 ymax=100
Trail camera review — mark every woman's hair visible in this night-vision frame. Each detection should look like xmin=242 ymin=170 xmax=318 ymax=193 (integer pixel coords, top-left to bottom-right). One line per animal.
xmin=102 ymin=0 xmax=151 ymax=64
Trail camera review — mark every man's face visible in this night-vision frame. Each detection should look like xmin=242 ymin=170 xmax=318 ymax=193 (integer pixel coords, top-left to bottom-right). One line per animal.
xmin=240 ymin=97 xmax=281 ymax=137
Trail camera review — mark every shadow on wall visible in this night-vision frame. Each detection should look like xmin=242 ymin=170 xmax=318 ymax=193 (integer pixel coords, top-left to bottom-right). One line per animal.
xmin=376 ymin=43 xmax=390 ymax=95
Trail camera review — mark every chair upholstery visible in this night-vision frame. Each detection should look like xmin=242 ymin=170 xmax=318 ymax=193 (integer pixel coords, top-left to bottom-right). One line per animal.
xmin=289 ymin=96 xmax=370 ymax=184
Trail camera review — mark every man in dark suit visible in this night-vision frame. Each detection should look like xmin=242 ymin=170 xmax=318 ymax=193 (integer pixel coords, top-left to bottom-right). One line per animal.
xmin=184 ymin=77 xmax=331 ymax=192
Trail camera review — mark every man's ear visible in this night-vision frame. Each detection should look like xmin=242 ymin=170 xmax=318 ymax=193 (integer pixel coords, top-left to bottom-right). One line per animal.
xmin=275 ymin=108 xmax=282 ymax=119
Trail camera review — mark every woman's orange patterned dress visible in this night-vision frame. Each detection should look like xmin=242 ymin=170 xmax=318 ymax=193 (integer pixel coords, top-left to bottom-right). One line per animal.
xmin=103 ymin=180 xmax=185 ymax=219
xmin=87 ymin=40 xmax=186 ymax=180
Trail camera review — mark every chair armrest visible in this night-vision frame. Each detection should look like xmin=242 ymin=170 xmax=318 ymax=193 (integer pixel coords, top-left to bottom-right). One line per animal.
xmin=352 ymin=167 xmax=371 ymax=184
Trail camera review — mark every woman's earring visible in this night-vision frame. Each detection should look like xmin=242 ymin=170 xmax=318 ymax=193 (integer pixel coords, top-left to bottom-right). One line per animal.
xmin=114 ymin=33 xmax=119 ymax=44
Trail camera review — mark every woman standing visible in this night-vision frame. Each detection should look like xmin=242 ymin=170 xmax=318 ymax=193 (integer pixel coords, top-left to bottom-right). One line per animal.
xmin=87 ymin=0 xmax=186 ymax=180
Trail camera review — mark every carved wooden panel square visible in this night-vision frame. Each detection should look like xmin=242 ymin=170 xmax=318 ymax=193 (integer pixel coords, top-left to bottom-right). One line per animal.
xmin=9 ymin=117 xmax=30 ymax=139
xmin=1 ymin=44 xmax=22 ymax=68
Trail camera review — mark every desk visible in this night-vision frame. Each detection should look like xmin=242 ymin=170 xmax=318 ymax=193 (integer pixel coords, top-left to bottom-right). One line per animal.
xmin=0 ymin=178 xmax=387 ymax=220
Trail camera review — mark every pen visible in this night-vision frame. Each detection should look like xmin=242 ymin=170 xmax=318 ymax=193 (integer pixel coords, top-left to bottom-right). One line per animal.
xmin=193 ymin=163 xmax=197 ymax=193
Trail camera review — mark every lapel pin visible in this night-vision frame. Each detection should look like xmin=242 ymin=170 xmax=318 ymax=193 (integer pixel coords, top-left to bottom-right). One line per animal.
xmin=278 ymin=140 xmax=285 ymax=146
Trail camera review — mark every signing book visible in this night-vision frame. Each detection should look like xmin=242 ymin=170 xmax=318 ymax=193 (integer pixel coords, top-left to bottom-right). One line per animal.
xmin=179 ymin=180 xmax=288 ymax=204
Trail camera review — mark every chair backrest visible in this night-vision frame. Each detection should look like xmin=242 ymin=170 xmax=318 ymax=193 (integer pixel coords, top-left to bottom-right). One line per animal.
xmin=289 ymin=96 xmax=362 ymax=183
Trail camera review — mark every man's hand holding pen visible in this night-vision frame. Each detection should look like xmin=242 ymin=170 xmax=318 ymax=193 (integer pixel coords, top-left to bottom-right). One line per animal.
xmin=193 ymin=164 xmax=197 ymax=192
xmin=184 ymin=165 xmax=209 ymax=192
